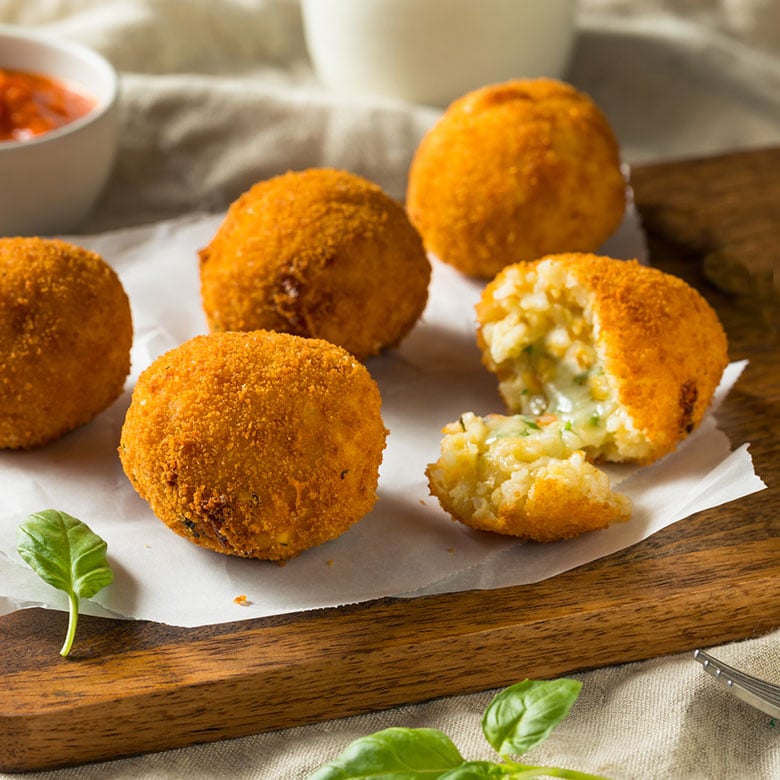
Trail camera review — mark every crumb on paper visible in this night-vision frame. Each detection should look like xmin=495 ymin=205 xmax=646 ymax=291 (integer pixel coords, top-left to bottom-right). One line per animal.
xmin=233 ymin=594 xmax=251 ymax=606
xmin=448 ymin=546 xmax=455 ymax=554
xmin=326 ymin=559 xmax=334 ymax=567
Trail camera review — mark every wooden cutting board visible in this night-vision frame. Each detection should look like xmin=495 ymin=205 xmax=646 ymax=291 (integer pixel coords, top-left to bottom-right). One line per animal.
xmin=1 ymin=147 xmax=779 ymax=773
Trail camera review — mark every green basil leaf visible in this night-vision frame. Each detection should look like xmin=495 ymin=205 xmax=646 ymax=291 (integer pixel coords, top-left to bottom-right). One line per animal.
xmin=443 ymin=761 xmax=613 ymax=780
xmin=16 ymin=509 xmax=113 ymax=656
xmin=481 ymin=679 xmax=582 ymax=757
xmin=439 ymin=761 xmax=516 ymax=778
xmin=307 ymin=727 xmax=464 ymax=780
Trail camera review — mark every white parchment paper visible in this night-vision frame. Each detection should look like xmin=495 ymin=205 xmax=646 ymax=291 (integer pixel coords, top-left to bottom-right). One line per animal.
xmin=0 ymin=207 xmax=766 ymax=625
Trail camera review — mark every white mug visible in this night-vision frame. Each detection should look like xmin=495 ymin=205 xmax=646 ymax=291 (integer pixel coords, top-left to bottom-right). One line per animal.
xmin=302 ymin=0 xmax=578 ymax=107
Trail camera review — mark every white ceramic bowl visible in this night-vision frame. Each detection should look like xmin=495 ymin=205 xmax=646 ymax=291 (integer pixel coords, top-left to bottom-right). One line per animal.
xmin=0 ymin=25 xmax=119 ymax=236
xmin=302 ymin=0 xmax=578 ymax=107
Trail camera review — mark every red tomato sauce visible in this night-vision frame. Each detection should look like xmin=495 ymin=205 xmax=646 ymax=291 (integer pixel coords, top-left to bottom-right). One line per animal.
xmin=0 ymin=68 xmax=95 ymax=142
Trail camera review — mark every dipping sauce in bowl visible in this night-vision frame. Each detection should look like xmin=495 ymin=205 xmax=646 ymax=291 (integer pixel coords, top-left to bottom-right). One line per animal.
xmin=0 ymin=68 xmax=95 ymax=142
xmin=0 ymin=24 xmax=119 ymax=236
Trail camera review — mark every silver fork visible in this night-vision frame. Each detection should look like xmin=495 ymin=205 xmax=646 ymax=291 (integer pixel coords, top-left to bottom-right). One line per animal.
xmin=693 ymin=649 xmax=780 ymax=719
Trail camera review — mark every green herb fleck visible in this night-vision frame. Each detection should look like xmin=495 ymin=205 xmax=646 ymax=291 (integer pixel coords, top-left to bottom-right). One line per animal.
xmin=16 ymin=510 xmax=113 ymax=657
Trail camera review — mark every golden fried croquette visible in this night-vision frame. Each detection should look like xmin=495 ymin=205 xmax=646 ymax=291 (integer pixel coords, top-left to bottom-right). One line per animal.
xmin=199 ymin=168 xmax=431 ymax=360
xmin=0 ymin=237 xmax=132 ymax=449
xmin=119 ymin=330 xmax=387 ymax=561
xmin=427 ymin=252 xmax=728 ymax=542
xmin=406 ymin=78 xmax=626 ymax=279
xmin=476 ymin=253 xmax=729 ymax=464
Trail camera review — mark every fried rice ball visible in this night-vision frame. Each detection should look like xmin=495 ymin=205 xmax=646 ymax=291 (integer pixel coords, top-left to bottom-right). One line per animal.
xmin=426 ymin=252 xmax=728 ymax=542
xmin=477 ymin=253 xmax=729 ymax=463
xmin=406 ymin=78 xmax=626 ymax=279
xmin=199 ymin=168 xmax=431 ymax=360
xmin=0 ymin=237 xmax=132 ymax=449
xmin=119 ymin=330 xmax=387 ymax=561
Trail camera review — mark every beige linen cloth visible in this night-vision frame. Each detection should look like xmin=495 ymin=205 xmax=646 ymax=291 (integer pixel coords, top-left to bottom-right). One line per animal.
xmin=1 ymin=0 xmax=779 ymax=778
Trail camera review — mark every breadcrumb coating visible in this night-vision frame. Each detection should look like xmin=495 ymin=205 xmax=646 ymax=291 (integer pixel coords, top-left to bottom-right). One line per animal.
xmin=406 ymin=78 xmax=626 ymax=279
xmin=199 ymin=168 xmax=431 ymax=360
xmin=0 ymin=237 xmax=132 ymax=449
xmin=119 ymin=330 xmax=387 ymax=561
xmin=427 ymin=253 xmax=728 ymax=542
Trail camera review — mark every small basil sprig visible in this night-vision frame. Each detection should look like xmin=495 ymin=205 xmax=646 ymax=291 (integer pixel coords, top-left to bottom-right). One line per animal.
xmin=16 ymin=509 xmax=114 ymax=657
xmin=309 ymin=678 xmax=609 ymax=780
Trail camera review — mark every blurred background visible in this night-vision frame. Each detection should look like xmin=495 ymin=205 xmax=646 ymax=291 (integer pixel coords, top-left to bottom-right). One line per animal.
xmin=1 ymin=0 xmax=778 ymax=232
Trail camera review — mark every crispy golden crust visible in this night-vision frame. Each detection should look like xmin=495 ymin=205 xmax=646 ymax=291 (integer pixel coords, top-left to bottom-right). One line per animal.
xmin=477 ymin=253 xmax=729 ymax=463
xmin=119 ymin=330 xmax=387 ymax=561
xmin=428 ymin=465 xmax=628 ymax=542
xmin=0 ymin=237 xmax=132 ymax=449
xmin=199 ymin=168 xmax=431 ymax=360
xmin=579 ymin=256 xmax=727 ymax=459
xmin=515 ymin=470 xmax=629 ymax=541
xmin=406 ymin=79 xmax=626 ymax=279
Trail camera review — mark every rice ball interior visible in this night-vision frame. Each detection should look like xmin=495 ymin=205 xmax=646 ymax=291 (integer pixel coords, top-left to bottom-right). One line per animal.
xmin=426 ymin=413 xmax=631 ymax=542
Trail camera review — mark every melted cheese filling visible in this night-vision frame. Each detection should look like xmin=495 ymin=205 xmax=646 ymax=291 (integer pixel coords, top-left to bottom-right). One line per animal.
xmin=480 ymin=260 xmax=648 ymax=462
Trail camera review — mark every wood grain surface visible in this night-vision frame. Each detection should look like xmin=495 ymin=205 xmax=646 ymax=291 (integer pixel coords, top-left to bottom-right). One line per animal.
xmin=1 ymin=147 xmax=779 ymax=773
